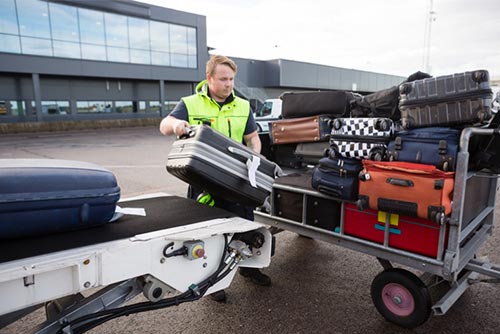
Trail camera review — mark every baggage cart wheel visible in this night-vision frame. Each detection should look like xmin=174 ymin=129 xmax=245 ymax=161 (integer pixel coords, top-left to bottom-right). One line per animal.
xmin=371 ymin=268 xmax=431 ymax=328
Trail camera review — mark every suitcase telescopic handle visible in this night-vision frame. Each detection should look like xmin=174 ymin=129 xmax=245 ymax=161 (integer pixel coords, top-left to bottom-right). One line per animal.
xmin=386 ymin=178 xmax=414 ymax=187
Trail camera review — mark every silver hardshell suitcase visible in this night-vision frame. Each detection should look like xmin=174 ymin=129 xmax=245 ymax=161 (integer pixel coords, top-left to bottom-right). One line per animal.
xmin=167 ymin=125 xmax=282 ymax=207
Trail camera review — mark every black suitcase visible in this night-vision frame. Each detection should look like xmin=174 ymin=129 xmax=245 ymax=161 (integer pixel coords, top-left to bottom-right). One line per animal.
xmin=0 ymin=159 xmax=120 ymax=239
xmin=470 ymin=111 xmax=500 ymax=173
xmin=311 ymin=155 xmax=363 ymax=201
xmin=269 ymin=144 xmax=304 ymax=169
xmin=294 ymin=141 xmax=330 ymax=165
xmin=280 ymin=91 xmax=352 ymax=119
xmin=167 ymin=125 xmax=282 ymax=207
xmin=272 ymin=172 xmax=341 ymax=231
xmin=329 ymin=117 xmax=394 ymax=160
xmin=399 ymin=70 xmax=493 ymax=128
xmin=387 ymin=127 xmax=460 ymax=171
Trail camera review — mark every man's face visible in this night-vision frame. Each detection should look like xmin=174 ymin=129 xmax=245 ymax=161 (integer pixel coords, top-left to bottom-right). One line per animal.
xmin=207 ymin=64 xmax=235 ymax=102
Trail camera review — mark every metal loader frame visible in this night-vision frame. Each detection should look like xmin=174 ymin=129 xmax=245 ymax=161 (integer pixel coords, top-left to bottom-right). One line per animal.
xmin=255 ymin=127 xmax=500 ymax=326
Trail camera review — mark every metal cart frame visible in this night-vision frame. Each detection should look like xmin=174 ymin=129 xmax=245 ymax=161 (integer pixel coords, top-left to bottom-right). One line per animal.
xmin=255 ymin=127 xmax=500 ymax=328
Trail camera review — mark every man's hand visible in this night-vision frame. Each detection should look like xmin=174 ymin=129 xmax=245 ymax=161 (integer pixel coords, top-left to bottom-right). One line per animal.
xmin=159 ymin=116 xmax=190 ymax=136
xmin=173 ymin=119 xmax=190 ymax=136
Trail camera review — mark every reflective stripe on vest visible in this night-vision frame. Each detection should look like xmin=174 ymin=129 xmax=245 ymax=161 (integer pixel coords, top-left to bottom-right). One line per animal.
xmin=183 ymin=81 xmax=249 ymax=141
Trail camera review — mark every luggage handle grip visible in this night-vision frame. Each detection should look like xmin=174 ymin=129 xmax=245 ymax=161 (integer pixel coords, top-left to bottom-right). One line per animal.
xmin=386 ymin=178 xmax=414 ymax=187
xmin=228 ymin=146 xmax=253 ymax=160
xmin=179 ymin=126 xmax=196 ymax=139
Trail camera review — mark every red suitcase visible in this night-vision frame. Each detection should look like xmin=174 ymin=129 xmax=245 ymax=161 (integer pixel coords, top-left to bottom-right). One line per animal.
xmin=344 ymin=203 xmax=446 ymax=258
xmin=358 ymin=160 xmax=455 ymax=222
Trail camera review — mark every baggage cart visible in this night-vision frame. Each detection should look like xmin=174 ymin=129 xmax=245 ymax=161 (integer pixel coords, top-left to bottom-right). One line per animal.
xmin=255 ymin=127 xmax=500 ymax=328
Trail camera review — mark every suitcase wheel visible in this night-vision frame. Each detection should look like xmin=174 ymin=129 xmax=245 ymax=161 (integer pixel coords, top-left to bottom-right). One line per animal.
xmin=472 ymin=70 xmax=488 ymax=83
xmin=401 ymin=118 xmax=413 ymax=130
xmin=369 ymin=147 xmax=385 ymax=161
xmin=375 ymin=119 xmax=392 ymax=132
xmin=332 ymin=119 xmax=343 ymax=130
xmin=399 ymin=84 xmax=411 ymax=95
xmin=369 ymin=151 xmax=383 ymax=161
xmin=477 ymin=109 xmax=491 ymax=123
xmin=322 ymin=147 xmax=331 ymax=157
xmin=357 ymin=196 xmax=369 ymax=210
xmin=329 ymin=144 xmax=340 ymax=159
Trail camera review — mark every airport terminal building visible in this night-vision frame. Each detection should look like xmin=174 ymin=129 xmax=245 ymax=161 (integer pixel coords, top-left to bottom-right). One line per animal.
xmin=0 ymin=0 xmax=405 ymax=129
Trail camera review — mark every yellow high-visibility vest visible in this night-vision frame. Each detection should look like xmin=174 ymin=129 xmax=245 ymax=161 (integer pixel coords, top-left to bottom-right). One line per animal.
xmin=183 ymin=80 xmax=249 ymax=141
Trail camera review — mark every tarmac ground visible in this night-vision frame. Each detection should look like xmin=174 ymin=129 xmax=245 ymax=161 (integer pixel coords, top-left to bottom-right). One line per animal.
xmin=1 ymin=126 xmax=500 ymax=334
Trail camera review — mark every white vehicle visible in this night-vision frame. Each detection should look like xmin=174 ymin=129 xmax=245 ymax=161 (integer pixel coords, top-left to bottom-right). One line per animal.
xmin=254 ymin=98 xmax=282 ymax=132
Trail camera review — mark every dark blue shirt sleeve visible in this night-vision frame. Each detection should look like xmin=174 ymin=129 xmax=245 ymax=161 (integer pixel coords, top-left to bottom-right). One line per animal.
xmin=168 ymin=100 xmax=188 ymax=121
xmin=244 ymin=108 xmax=257 ymax=135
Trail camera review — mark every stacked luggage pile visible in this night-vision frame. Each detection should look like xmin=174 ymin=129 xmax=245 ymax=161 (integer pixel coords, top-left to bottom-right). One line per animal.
xmin=267 ymin=69 xmax=499 ymax=257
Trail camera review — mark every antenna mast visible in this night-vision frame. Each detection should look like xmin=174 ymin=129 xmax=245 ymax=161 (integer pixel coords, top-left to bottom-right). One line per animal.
xmin=423 ymin=0 xmax=436 ymax=74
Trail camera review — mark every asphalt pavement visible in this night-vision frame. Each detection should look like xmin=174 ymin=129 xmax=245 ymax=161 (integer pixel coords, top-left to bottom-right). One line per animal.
xmin=1 ymin=126 xmax=500 ymax=334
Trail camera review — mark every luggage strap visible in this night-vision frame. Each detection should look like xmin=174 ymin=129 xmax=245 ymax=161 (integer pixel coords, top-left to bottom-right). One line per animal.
xmin=227 ymin=147 xmax=261 ymax=188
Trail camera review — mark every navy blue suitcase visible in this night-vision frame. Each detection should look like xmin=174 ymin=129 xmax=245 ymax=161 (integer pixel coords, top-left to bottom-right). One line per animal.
xmin=0 ymin=159 xmax=121 ymax=239
xmin=311 ymin=155 xmax=363 ymax=201
xmin=386 ymin=127 xmax=460 ymax=171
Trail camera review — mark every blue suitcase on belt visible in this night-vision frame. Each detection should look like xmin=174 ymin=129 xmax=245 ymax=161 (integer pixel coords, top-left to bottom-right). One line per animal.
xmin=386 ymin=127 xmax=460 ymax=171
xmin=0 ymin=159 xmax=121 ymax=239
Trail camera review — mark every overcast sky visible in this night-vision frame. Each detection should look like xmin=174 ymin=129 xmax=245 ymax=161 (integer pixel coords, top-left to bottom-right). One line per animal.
xmin=143 ymin=0 xmax=499 ymax=78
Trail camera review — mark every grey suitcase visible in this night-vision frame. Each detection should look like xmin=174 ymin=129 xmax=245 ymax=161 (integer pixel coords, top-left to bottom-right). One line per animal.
xmin=167 ymin=125 xmax=282 ymax=207
xmin=294 ymin=141 xmax=330 ymax=165
xmin=399 ymin=70 xmax=493 ymax=128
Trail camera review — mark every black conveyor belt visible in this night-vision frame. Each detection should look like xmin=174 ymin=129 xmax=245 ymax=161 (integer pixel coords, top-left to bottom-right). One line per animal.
xmin=0 ymin=196 xmax=234 ymax=264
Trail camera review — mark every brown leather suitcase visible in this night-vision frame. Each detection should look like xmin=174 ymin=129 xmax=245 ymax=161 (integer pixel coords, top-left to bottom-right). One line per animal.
xmin=357 ymin=160 xmax=455 ymax=223
xmin=269 ymin=115 xmax=332 ymax=144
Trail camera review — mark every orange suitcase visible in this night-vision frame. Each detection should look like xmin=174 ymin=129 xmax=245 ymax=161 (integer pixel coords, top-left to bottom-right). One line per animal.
xmin=357 ymin=160 xmax=454 ymax=223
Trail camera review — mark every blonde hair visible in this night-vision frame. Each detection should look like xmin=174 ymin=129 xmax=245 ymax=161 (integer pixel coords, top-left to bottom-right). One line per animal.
xmin=206 ymin=55 xmax=237 ymax=76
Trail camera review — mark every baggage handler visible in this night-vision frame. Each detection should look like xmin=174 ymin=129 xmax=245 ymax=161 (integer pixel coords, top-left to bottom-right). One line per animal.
xmin=159 ymin=55 xmax=271 ymax=303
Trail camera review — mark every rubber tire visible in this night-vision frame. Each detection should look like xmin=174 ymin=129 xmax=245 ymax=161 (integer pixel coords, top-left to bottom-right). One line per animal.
xmin=371 ymin=268 xmax=431 ymax=329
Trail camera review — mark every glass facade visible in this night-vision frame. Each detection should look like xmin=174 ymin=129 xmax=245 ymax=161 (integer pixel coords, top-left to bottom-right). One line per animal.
xmin=77 ymin=101 xmax=112 ymax=113
xmin=41 ymin=100 xmax=69 ymax=115
xmin=0 ymin=0 xmax=197 ymax=68
xmin=0 ymin=99 xmax=180 ymax=117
